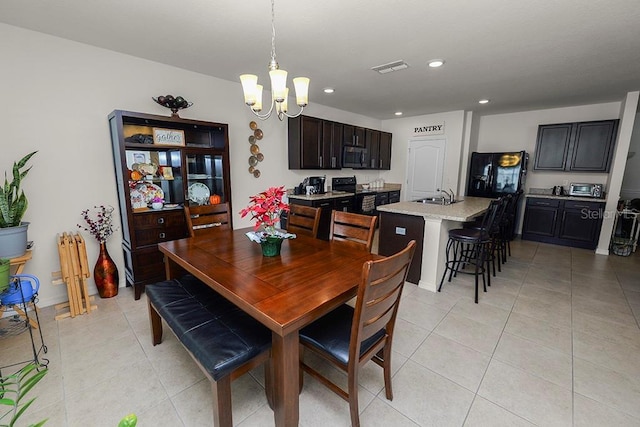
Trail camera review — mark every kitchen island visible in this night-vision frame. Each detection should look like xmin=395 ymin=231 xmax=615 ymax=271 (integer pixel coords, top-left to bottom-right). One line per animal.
xmin=377 ymin=197 xmax=491 ymax=292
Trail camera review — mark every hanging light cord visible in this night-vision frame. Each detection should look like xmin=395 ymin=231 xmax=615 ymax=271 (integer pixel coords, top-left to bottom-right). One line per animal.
xmin=269 ymin=0 xmax=278 ymax=70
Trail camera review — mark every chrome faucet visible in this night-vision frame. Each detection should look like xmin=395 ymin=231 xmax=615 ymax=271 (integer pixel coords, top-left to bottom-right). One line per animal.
xmin=437 ymin=188 xmax=454 ymax=205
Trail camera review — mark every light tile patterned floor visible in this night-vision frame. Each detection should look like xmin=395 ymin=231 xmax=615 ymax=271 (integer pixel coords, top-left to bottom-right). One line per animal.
xmin=3 ymin=239 xmax=640 ymax=426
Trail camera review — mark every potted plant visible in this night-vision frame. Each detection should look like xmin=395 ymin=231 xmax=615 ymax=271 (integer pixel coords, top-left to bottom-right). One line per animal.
xmin=239 ymin=186 xmax=292 ymax=256
xmin=0 ymin=258 xmax=10 ymax=294
xmin=0 ymin=151 xmax=37 ymax=259
xmin=0 ymin=362 xmax=48 ymax=427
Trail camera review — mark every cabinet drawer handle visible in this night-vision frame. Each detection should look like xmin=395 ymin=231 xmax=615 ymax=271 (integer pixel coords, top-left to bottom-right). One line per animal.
xmin=157 ymin=218 xmax=165 ymax=224
xmin=535 ymin=202 xmax=550 ymax=206
xmin=572 ymin=204 xmax=589 ymax=209
xmin=159 ymin=232 xmax=166 ymax=239
xmin=320 ymin=202 xmax=331 ymax=207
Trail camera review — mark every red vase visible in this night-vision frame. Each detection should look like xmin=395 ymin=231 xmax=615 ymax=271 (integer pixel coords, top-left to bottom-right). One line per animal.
xmin=94 ymin=242 xmax=119 ymax=298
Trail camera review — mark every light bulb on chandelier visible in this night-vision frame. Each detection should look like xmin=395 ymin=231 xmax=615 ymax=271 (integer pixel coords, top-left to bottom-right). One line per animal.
xmin=239 ymin=0 xmax=310 ymax=121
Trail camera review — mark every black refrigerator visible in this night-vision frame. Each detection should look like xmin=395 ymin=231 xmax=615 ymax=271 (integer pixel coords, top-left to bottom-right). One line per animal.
xmin=467 ymin=151 xmax=528 ymax=198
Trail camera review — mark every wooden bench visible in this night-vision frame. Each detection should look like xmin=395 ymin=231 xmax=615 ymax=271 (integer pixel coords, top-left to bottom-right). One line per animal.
xmin=146 ymin=275 xmax=272 ymax=427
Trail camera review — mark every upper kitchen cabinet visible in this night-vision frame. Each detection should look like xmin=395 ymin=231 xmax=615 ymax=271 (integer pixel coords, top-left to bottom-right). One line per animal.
xmin=343 ymin=124 xmax=366 ymax=147
xmin=288 ymin=115 xmax=391 ymax=170
xmin=288 ymin=115 xmax=322 ymax=169
xmin=288 ymin=116 xmax=341 ymax=169
xmin=533 ymin=119 xmax=619 ymax=172
xmin=322 ymin=120 xmax=343 ymax=169
xmin=364 ymin=129 xmax=392 ymax=170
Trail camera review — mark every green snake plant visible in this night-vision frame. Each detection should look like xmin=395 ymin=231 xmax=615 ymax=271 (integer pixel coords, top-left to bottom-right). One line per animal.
xmin=0 ymin=152 xmax=37 ymax=228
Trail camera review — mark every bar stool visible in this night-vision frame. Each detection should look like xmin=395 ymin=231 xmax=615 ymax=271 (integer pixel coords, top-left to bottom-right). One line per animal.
xmin=438 ymin=200 xmax=501 ymax=303
xmin=465 ymin=195 xmax=511 ymax=276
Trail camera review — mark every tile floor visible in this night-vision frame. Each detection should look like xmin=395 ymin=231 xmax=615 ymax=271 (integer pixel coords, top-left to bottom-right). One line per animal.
xmin=2 ymin=238 xmax=640 ymax=426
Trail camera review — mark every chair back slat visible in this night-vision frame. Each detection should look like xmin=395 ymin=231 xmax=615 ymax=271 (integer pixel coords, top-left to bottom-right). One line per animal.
xmin=287 ymin=205 xmax=321 ymax=238
xmin=350 ymin=240 xmax=416 ymax=361
xmin=330 ymin=211 xmax=377 ymax=251
xmin=185 ymin=203 xmax=232 ymax=237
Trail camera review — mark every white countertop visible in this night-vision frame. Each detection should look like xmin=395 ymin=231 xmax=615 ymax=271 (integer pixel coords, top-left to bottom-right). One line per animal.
xmin=288 ymin=184 xmax=402 ymax=201
xmin=377 ymin=197 xmax=491 ymax=222
xmin=525 ymin=194 xmax=606 ymax=203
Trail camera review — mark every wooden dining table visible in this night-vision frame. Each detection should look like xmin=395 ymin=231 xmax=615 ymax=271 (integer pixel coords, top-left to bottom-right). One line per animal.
xmin=158 ymin=227 xmax=380 ymax=426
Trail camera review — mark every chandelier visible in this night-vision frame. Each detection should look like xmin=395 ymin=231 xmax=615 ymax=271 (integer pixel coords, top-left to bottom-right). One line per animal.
xmin=239 ymin=0 xmax=310 ymax=121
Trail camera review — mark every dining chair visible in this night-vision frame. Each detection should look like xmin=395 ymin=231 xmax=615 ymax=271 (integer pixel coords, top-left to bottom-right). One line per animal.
xmin=299 ymin=240 xmax=416 ymax=427
xmin=329 ymin=210 xmax=378 ymax=252
xmin=286 ymin=204 xmax=321 ymax=238
xmin=185 ymin=202 xmax=232 ymax=237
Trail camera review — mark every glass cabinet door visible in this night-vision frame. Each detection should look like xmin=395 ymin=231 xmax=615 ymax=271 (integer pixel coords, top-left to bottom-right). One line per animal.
xmin=125 ymin=148 xmax=184 ymax=208
xmin=186 ymin=153 xmax=226 ymax=205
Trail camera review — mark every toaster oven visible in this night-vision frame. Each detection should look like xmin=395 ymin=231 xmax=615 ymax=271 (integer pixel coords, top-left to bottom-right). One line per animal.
xmin=569 ymin=183 xmax=603 ymax=198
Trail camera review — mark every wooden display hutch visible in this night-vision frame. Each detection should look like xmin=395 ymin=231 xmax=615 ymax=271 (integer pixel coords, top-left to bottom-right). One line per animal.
xmin=109 ymin=110 xmax=231 ymax=299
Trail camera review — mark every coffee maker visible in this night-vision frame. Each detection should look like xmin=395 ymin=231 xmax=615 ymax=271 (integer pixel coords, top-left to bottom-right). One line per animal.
xmin=296 ymin=176 xmax=326 ymax=195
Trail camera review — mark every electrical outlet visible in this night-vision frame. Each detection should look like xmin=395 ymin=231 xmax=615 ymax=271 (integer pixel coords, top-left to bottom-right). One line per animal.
xmin=563 ymin=180 xmax=569 ymax=186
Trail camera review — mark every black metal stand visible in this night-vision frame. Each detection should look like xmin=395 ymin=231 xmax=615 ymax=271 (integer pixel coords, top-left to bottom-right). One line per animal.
xmin=0 ymin=277 xmax=48 ymax=377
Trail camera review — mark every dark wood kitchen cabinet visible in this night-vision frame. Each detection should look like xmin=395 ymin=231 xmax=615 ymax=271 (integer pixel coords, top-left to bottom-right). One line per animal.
xmin=522 ymin=197 xmax=604 ymax=249
xmin=533 ymin=120 xmax=618 ymax=172
xmin=379 ymin=212 xmax=424 ymax=284
xmin=288 ymin=115 xmax=322 ymax=169
xmin=522 ymin=198 xmax=560 ymax=238
xmin=321 ymin=120 xmax=343 ymax=169
xmin=289 ymin=116 xmax=342 ymax=169
xmin=365 ymin=129 xmax=392 ymax=170
xmin=379 ymin=131 xmax=393 ymax=170
xmin=557 ymin=200 xmax=604 ymax=244
xmin=109 ymin=110 xmax=231 ymax=299
xmin=344 ymin=124 xmax=366 ymax=147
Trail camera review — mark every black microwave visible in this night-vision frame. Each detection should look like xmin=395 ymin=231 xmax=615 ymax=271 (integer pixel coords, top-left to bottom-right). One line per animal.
xmin=343 ymin=146 xmax=367 ymax=168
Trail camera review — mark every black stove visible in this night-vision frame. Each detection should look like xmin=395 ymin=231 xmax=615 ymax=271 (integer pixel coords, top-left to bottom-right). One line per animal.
xmin=332 ymin=176 xmax=357 ymax=193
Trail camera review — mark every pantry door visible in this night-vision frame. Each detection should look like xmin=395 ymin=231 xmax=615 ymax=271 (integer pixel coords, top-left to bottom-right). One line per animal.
xmin=406 ymin=139 xmax=446 ymax=201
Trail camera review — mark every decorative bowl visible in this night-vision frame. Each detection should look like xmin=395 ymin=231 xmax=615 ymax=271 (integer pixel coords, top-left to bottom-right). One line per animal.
xmin=153 ymin=95 xmax=193 ymax=117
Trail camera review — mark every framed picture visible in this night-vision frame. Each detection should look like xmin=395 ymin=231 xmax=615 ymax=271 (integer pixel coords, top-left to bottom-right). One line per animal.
xmin=125 ymin=151 xmax=150 ymax=169
xmin=153 ymin=128 xmax=185 ymax=146
xmin=160 ymin=166 xmax=174 ymax=180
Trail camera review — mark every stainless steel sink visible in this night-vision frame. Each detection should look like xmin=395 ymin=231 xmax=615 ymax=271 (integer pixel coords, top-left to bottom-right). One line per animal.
xmin=413 ymin=197 xmax=460 ymax=205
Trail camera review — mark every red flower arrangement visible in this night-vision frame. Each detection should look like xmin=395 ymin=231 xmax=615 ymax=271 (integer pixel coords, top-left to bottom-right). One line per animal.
xmin=240 ymin=186 xmax=290 ymax=235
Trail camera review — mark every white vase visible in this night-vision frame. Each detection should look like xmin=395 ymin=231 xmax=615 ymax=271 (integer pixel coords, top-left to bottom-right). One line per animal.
xmin=151 ymin=202 xmax=163 ymax=210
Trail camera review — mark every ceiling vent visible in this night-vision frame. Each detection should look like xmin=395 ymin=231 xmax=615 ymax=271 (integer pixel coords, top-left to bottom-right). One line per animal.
xmin=371 ymin=60 xmax=409 ymax=74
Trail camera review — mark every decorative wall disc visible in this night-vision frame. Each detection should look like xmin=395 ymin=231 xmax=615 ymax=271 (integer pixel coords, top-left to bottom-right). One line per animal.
xmin=249 ymin=121 xmax=258 ymax=130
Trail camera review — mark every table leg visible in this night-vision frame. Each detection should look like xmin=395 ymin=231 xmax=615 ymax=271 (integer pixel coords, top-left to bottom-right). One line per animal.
xmin=272 ymin=331 xmax=299 ymax=427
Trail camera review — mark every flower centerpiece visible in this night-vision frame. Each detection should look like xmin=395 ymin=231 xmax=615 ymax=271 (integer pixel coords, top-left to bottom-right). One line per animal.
xmin=78 ymin=205 xmax=120 ymax=298
xmin=239 ymin=186 xmax=293 ymax=256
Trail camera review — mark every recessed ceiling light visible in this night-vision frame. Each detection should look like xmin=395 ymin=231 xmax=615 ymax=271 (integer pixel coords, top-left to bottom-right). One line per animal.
xmin=478 ymin=99 xmax=490 ymax=104
xmin=394 ymin=111 xmax=403 ymax=116
xmin=428 ymin=59 xmax=445 ymax=68
xmin=323 ymin=88 xmax=335 ymax=94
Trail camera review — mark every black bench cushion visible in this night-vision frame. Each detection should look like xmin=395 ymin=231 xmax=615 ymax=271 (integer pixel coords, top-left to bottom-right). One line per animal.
xmin=299 ymin=304 xmax=385 ymax=365
xmin=146 ymin=275 xmax=271 ymax=381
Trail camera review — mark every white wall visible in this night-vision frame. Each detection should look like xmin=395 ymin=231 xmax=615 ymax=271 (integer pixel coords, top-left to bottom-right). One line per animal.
xmin=1 ymin=24 xmax=384 ymax=307
xmin=382 ymin=111 xmax=468 ymax=200
xmin=620 ymin=112 xmax=640 ymax=199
